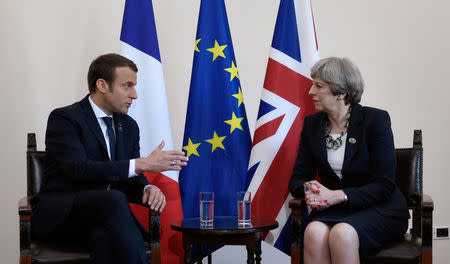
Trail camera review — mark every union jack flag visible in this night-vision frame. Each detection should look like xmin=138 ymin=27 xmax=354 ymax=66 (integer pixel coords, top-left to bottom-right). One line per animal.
xmin=247 ymin=0 xmax=320 ymax=254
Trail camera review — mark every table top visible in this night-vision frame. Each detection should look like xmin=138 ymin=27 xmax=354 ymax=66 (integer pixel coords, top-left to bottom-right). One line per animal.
xmin=171 ymin=216 xmax=278 ymax=235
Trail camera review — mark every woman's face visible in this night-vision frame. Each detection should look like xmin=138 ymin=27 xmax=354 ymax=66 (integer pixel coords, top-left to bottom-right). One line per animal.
xmin=308 ymin=77 xmax=339 ymax=112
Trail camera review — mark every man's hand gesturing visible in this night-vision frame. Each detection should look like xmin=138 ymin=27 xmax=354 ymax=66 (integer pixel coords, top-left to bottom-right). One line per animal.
xmin=135 ymin=140 xmax=188 ymax=174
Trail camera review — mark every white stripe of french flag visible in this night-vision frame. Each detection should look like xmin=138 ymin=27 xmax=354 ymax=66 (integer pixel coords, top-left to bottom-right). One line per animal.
xmin=120 ymin=0 xmax=183 ymax=263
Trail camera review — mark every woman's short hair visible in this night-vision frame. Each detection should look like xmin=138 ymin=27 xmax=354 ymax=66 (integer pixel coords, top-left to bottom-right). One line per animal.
xmin=310 ymin=57 xmax=364 ymax=105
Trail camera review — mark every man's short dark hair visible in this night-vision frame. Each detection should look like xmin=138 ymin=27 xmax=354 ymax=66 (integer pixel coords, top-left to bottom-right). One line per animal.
xmin=87 ymin=53 xmax=138 ymax=93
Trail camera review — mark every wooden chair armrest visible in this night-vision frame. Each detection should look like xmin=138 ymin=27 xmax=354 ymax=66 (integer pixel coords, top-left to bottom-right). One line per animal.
xmin=289 ymin=198 xmax=305 ymax=264
xmin=422 ymin=194 xmax=434 ymax=212
xmin=420 ymin=193 xmax=433 ymax=264
xmin=150 ymin=209 xmax=161 ymax=216
xmin=18 ymin=197 xmax=32 ymax=217
xmin=148 ymin=208 xmax=161 ymax=264
xmin=18 ymin=196 xmax=32 ymax=264
xmin=289 ymin=198 xmax=305 ymax=210
xmin=148 ymin=209 xmax=161 ymax=244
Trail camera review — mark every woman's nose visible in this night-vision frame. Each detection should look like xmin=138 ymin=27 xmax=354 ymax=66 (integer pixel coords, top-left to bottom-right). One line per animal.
xmin=308 ymin=86 xmax=315 ymax=96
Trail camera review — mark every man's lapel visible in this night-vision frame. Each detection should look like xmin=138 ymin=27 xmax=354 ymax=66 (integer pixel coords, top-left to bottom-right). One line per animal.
xmin=80 ymin=95 xmax=108 ymax=153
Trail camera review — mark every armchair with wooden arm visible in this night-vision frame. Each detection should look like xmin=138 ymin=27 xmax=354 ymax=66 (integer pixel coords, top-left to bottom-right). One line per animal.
xmin=19 ymin=133 xmax=161 ymax=264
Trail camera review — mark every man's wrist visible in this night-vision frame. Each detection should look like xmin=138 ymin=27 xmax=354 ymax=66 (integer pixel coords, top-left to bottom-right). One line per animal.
xmin=143 ymin=184 xmax=158 ymax=194
xmin=135 ymin=158 xmax=143 ymax=174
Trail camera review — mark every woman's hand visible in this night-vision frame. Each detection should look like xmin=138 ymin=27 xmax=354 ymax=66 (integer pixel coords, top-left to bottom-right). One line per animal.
xmin=304 ymin=180 xmax=345 ymax=210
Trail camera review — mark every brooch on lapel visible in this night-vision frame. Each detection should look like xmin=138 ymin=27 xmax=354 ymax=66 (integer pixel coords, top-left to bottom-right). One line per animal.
xmin=118 ymin=122 xmax=123 ymax=132
xmin=348 ymin=137 xmax=356 ymax=144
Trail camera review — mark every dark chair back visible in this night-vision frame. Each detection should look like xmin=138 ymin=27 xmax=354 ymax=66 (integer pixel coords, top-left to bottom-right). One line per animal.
xmin=27 ymin=133 xmax=45 ymax=196
xmin=393 ymin=130 xmax=425 ymax=242
xmin=395 ymin=147 xmax=422 ymax=208
xmin=395 ymin=129 xmax=423 ymax=208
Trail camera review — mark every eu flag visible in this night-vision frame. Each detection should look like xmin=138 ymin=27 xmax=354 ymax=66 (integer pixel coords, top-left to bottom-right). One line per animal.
xmin=179 ymin=0 xmax=252 ymax=219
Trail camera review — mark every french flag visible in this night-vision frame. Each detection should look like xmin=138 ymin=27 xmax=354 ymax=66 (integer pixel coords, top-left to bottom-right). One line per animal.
xmin=247 ymin=0 xmax=319 ymax=255
xmin=120 ymin=0 xmax=183 ymax=263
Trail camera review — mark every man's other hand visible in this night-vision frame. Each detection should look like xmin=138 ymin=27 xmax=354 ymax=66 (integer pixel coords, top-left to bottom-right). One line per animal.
xmin=142 ymin=186 xmax=166 ymax=212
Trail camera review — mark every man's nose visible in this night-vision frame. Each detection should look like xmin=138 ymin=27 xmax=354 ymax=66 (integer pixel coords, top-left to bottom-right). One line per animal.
xmin=130 ymin=87 xmax=138 ymax=99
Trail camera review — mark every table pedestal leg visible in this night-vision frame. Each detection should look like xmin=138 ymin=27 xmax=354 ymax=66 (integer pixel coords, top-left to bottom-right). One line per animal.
xmin=183 ymin=235 xmax=192 ymax=264
xmin=255 ymin=233 xmax=262 ymax=264
xmin=196 ymin=245 xmax=203 ymax=264
xmin=246 ymin=233 xmax=258 ymax=264
xmin=246 ymin=244 xmax=255 ymax=264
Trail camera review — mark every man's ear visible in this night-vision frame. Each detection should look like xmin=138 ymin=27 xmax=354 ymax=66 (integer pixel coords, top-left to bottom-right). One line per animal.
xmin=96 ymin=79 xmax=109 ymax=94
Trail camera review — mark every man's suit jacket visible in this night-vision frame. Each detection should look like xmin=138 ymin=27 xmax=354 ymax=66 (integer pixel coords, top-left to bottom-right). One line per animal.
xmin=289 ymin=103 xmax=409 ymax=220
xmin=32 ymin=95 xmax=150 ymax=238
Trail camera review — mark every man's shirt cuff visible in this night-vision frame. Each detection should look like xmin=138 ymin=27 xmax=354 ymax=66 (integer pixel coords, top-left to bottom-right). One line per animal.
xmin=129 ymin=159 xmax=137 ymax=177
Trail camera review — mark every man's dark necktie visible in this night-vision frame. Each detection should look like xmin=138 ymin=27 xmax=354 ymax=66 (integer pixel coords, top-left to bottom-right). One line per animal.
xmin=102 ymin=117 xmax=116 ymax=160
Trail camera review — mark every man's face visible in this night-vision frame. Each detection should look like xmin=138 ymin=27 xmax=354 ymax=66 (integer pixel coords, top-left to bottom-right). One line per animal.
xmin=103 ymin=66 xmax=137 ymax=115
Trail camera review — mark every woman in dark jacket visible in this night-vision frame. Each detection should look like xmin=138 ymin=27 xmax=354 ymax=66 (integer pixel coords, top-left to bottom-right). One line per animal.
xmin=289 ymin=57 xmax=409 ymax=263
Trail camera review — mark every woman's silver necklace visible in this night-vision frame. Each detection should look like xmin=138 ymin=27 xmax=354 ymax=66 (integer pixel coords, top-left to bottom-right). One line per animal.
xmin=325 ymin=107 xmax=351 ymax=150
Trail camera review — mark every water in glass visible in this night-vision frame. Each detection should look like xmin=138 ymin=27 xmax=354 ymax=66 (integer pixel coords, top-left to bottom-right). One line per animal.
xmin=200 ymin=200 xmax=214 ymax=224
xmin=238 ymin=200 xmax=251 ymax=224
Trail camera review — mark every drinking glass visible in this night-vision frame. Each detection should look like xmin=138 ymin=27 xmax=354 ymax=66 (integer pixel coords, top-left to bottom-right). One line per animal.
xmin=237 ymin=191 xmax=251 ymax=225
xmin=200 ymin=192 xmax=214 ymax=227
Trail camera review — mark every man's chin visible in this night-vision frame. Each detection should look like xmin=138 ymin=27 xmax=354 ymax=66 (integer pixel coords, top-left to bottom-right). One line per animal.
xmin=116 ymin=108 xmax=129 ymax=115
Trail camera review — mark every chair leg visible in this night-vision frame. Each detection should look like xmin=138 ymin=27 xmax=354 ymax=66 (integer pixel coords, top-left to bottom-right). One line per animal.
xmin=20 ymin=255 xmax=32 ymax=264
xmin=291 ymin=205 xmax=304 ymax=264
xmin=19 ymin=211 xmax=32 ymax=264
xmin=422 ymin=251 xmax=432 ymax=264
xmin=151 ymin=247 xmax=161 ymax=264
xmin=149 ymin=210 xmax=161 ymax=264
xmin=422 ymin=194 xmax=433 ymax=264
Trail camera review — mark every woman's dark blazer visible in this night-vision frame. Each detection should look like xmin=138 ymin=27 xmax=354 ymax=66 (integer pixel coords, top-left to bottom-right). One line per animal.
xmin=289 ymin=103 xmax=409 ymax=220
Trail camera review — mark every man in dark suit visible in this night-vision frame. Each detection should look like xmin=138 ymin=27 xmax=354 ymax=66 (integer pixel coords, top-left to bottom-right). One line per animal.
xmin=32 ymin=53 xmax=188 ymax=263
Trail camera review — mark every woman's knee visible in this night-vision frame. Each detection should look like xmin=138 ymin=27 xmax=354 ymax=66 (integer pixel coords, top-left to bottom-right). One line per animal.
xmin=305 ymin=221 xmax=331 ymax=245
xmin=329 ymin=223 xmax=359 ymax=248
